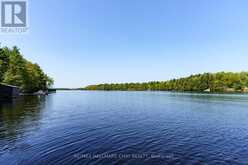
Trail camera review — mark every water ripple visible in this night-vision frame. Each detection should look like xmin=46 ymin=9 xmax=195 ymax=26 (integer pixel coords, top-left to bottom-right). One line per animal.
xmin=1 ymin=91 xmax=248 ymax=164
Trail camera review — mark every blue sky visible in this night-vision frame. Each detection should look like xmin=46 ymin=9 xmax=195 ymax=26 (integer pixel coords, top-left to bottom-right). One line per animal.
xmin=1 ymin=0 xmax=248 ymax=88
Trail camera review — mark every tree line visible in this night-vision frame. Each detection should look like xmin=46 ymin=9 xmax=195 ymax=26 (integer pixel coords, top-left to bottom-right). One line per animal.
xmin=0 ymin=46 xmax=53 ymax=93
xmin=84 ymin=72 xmax=248 ymax=93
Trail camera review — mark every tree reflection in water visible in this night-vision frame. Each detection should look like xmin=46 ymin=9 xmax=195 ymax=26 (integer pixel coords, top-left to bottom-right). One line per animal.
xmin=0 ymin=95 xmax=48 ymax=142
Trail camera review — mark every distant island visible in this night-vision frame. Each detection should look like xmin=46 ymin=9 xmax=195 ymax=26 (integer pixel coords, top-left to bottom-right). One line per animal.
xmin=1 ymin=46 xmax=248 ymax=94
xmin=0 ymin=46 xmax=53 ymax=93
xmin=84 ymin=72 xmax=248 ymax=93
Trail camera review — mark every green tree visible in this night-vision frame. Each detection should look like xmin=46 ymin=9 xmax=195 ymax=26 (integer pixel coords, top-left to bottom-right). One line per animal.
xmin=0 ymin=46 xmax=53 ymax=93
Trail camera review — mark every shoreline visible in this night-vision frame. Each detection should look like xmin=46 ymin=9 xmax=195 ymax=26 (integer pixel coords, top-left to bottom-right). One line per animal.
xmin=60 ymin=89 xmax=248 ymax=95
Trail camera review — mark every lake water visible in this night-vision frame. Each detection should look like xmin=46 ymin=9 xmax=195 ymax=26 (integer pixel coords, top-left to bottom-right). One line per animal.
xmin=1 ymin=91 xmax=248 ymax=165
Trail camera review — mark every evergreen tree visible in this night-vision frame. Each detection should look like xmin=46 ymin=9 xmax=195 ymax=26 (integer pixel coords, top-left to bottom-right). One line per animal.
xmin=0 ymin=46 xmax=53 ymax=93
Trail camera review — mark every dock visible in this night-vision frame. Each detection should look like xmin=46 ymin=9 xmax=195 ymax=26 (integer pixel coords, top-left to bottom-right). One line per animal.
xmin=0 ymin=84 xmax=20 ymax=99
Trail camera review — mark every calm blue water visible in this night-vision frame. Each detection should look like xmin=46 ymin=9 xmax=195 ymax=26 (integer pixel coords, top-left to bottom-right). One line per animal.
xmin=1 ymin=91 xmax=248 ymax=165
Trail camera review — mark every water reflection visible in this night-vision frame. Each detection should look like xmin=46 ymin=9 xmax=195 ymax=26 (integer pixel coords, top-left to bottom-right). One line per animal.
xmin=0 ymin=92 xmax=248 ymax=164
xmin=168 ymin=92 xmax=248 ymax=104
xmin=0 ymin=96 xmax=47 ymax=141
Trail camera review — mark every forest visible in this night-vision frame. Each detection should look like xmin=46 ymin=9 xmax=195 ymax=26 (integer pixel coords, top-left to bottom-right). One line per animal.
xmin=84 ymin=72 xmax=248 ymax=93
xmin=0 ymin=46 xmax=53 ymax=93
